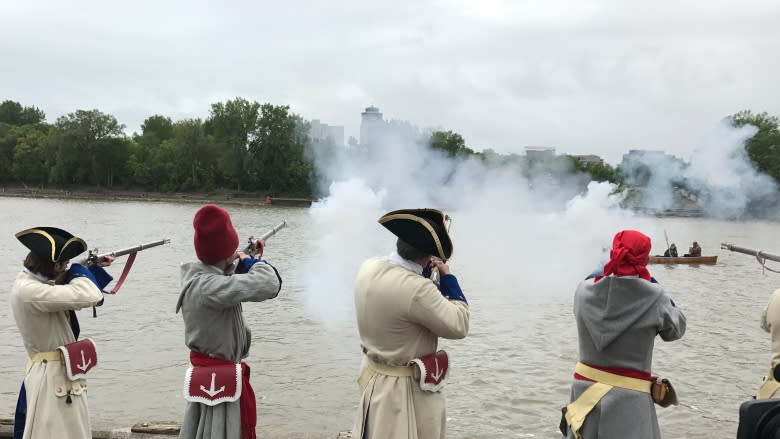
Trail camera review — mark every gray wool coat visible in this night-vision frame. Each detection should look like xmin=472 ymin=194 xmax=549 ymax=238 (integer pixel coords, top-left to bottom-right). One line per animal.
xmin=565 ymin=276 xmax=686 ymax=439
xmin=176 ymin=260 xmax=282 ymax=439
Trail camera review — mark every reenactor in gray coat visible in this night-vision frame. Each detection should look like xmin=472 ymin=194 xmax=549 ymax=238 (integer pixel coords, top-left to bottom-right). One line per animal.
xmin=562 ymin=230 xmax=686 ymax=439
xmin=176 ymin=205 xmax=282 ymax=439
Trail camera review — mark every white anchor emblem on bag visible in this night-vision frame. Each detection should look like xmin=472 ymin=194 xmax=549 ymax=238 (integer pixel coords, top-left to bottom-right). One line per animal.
xmin=184 ymin=363 xmax=242 ymax=406
xmin=76 ymin=349 xmax=92 ymax=371
xmin=58 ymin=338 xmax=98 ymax=380
xmin=201 ymin=373 xmax=226 ymax=397
xmin=430 ymin=357 xmax=444 ymax=381
xmin=409 ymin=350 xmax=450 ymax=392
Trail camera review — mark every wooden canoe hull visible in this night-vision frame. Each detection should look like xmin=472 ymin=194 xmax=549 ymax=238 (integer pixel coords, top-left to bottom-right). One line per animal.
xmin=648 ymin=256 xmax=718 ymax=264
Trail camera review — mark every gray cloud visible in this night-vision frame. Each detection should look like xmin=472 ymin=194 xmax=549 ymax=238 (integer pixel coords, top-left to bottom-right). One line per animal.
xmin=1 ymin=0 xmax=779 ymax=163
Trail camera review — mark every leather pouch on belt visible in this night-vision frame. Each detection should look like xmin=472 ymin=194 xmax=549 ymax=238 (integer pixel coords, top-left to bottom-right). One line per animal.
xmin=651 ymin=378 xmax=678 ymax=407
xmin=409 ymin=350 xmax=449 ymax=392
xmin=58 ymin=338 xmax=98 ymax=381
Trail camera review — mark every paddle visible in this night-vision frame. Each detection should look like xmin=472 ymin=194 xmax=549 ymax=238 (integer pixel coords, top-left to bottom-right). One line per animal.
xmin=664 ymin=229 xmax=671 ymax=256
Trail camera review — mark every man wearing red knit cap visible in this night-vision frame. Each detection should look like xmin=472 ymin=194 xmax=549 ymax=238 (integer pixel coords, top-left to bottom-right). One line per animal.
xmin=176 ymin=204 xmax=282 ymax=439
xmin=561 ymin=230 xmax=686 ymax=439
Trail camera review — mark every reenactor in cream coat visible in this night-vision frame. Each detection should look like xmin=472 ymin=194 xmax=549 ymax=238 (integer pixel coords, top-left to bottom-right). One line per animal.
xmin=352 ymin=208 xmax=470 ymax=439
xmin=757 ymin=288 xmax=780 ymax=399
xmin=10 ymin=227 xmax=114 ymax=439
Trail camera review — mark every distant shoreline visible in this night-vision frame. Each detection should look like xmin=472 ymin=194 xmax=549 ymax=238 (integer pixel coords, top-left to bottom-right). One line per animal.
xmin=0 ymin=187 xmax=312 ymax=207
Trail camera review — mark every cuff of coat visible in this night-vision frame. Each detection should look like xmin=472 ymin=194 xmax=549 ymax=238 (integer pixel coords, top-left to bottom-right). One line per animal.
xmin=67 ymin=264 xmax=98 ymax=286
xmin=87 ymin=265 xmax=114 ymax=290
xmin=440 ymin=274 xmax=467 ymax=304
xmin=236 ymin=257 xmax=261 ymax=274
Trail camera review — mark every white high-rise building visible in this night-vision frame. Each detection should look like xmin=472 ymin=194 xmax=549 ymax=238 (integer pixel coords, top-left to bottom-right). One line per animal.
xmin=360 ymin=106 xmax=384 ymax=146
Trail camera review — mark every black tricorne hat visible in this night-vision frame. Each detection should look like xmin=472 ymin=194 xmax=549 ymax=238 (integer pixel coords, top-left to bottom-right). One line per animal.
xmin=15 ymin=227 xmax=88 ymax=263
xmin=378 ymin=208 xmax=453 ymax=260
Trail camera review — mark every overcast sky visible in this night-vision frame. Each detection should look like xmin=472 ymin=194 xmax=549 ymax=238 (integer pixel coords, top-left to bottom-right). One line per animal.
xmin=1 ymin=0 xmax=778 ymax=163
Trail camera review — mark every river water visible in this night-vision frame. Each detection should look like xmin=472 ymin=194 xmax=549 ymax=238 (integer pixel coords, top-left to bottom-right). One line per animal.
xmin=1 ymin=196 xmax=778 ymax=438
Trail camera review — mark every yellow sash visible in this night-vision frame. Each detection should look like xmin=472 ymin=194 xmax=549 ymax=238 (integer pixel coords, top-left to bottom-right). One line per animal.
xmin=357 ymin=357 xmax=416 ymax=391
xmin=565 ymin=362 xmax=651 ymax=439
xmin=29 ymin=351 xmax=63 ymax=362
xmin=757 ymin=368 xmax=780 ymax=400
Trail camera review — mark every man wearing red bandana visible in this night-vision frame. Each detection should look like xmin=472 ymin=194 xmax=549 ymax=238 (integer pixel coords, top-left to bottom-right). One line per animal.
xmin=561 ymin=230 xmax=686 ymax=439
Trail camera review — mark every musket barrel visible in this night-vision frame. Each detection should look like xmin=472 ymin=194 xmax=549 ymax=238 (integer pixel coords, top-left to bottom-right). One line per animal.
xmin=259 ymin=220 xmax=287 ymax=241
xmin=721 ymin=243 xmax=780 ymax=263
xmin=78 ymin=238 xmax=171 ymax=264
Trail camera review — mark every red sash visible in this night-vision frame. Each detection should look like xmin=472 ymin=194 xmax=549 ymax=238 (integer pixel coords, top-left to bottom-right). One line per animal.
xmin=57 ymin=338 xmax=98 ymax=380
xmin=574 ymin=362 xmax=652 ymax=382
xmin=409 ymin=350 xmax=449 ymax=392
xmin=189 ymin=352 xmax=256 ymax=439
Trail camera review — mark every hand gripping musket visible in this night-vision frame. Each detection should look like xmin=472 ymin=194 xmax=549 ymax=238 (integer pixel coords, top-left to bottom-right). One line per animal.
xmin=244 ymin=220 xmax=287 ymax=257
xmin=721 ymin=243 xmax=780 ymax=273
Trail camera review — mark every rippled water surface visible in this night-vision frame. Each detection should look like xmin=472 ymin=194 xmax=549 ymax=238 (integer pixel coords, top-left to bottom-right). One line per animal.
xmin=1 ymin=197 xmax=778 ymax=438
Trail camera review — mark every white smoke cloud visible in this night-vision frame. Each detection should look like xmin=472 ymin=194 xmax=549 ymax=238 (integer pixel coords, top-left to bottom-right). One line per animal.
xmin=302 ymin=179 xmax=387 ymax=322
xmin=686 ymin=121 xmax=777 ymax=217
xmin=299 ymin=114 xmax=777 ymax=325
xmin=619 ymin=120 xmax=778 ymax=219
xmin=299 ymin=120 xmax=647 ymax=324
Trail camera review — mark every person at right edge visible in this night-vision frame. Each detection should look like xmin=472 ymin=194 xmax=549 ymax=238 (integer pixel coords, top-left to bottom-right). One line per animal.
xmin=561 ymin=229 xmax=686 ymax=439
xmin=755 ymin=287 xmax=780 ymax=399
xmin=352 ymin=208 xmax=469 ymax=439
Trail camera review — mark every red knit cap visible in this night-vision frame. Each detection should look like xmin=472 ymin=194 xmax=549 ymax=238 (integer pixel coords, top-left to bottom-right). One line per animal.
xmin=193 ymin=204 xmax=239 ymax=264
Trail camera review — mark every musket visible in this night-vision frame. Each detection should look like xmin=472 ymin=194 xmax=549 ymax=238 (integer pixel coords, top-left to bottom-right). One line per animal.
xmin=80 ymin=238 xmax=171 ymax=265
xmin=244 ymin=220 xmax=287 ymax=257
xmin=720 ymin=243 xmax=780 ymax=263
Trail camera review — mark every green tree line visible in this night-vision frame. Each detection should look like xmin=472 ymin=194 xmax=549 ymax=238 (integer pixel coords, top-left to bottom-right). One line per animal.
xmin=0 ymin=98 xmax=315 ymax=196
xmin=2 ymin=98 xmax=778 ymax=197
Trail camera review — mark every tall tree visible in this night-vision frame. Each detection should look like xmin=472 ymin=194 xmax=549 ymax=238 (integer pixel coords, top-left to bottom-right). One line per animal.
xmin=0 ymin=123 xmax=19 ymax=183
xmin=48 ymin=109 xmax=127 ymax=186
xmin=250 ymin=104 xmax=312 ymax=194
xmin=170 ymin=119 xmax=216 ymax=190
xmin=730 ymin=110 xmax=780 ymax=183
xmin=567 ymin=156 xmax=619 ymax=183
xmin=136 ymin=115 xmax=174 ymax=146
xmin=12 ymin=125 xmax=51 ymax=186
xmin=128 ymin=115 xmax=176 ymax=189
xmin=0 ymin=100 xmax=46 ymax=126
xmin=428 ymin=130 xmax=475 ymax=157
xmin=206 ymin=98 xmax=260 ymax=190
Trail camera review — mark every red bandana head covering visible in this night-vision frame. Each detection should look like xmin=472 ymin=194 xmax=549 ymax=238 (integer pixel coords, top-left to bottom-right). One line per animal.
xmin=595 ymin=230 xmax=652 ymax=282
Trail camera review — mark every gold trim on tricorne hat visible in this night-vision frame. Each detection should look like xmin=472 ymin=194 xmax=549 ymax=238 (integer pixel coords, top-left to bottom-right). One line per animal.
xmin=15 ymin=228 xmax=88 ymax=262
xmin=379 ymin=213 xmax=445 ymax=260
xmin=15 ymin=228 xmax=57 ymax=262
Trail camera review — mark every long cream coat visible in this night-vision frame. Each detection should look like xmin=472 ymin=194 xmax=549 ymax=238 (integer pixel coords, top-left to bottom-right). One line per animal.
xmin=352 ymin=256 xmax=470 ymax=439
xmin=758 ymin=288 xmax=780 ymax=399
xmin=9 ymin=270 xmax=103 ymax=439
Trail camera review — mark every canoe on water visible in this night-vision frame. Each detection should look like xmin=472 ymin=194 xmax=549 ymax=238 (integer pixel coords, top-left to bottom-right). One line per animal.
xmin=648 ymin=255 xmax=718 ymax=264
